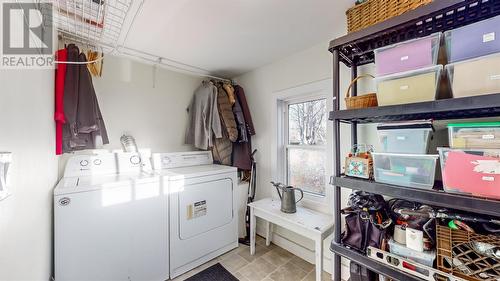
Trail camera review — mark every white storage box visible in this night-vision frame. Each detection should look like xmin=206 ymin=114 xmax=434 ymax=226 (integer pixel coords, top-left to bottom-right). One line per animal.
xmin=377 ymin=122 xmax=433 ymax=154
xmin=375 ymin=33 xmax=442 ymax=76
xmin=448 ymin=122 xmax=500 ymax=149
xmin=376 ymin=65 xmax=443 ymax=106
xmin=445 ymin=15 xmax=500 ymax=63
xmin=438 ymin=147 xmax=500 ymax=199
xmin=373 ymin=153 xmax=438 ymax=189
xmin=388 ymin=239 xmax=436 ymax=267
xmin=446 ymin=54 xmax=500 ymax=98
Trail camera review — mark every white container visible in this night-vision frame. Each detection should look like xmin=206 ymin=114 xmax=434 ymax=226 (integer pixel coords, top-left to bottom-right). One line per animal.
xmin=388 ymin=239 xmax=436 ymax=267
xmin=377 ymin=123 xmax=433 ymax=154
xmin=445 ymin=15 xmax=500 ymax=63
xmin=448 ymin=122 xmax=500 ymax=149
xmin=375 ymin=33 xmax=442 ymax=76
xmin=372 ymin=153 xmax=439 ymax=189
xmin=438 ymin=147 xmax=500 ymax=199
xmin=376 ymin=65 xmax=443 ymax=106
xmin=446 ymin=54 xmax=500 ymax=98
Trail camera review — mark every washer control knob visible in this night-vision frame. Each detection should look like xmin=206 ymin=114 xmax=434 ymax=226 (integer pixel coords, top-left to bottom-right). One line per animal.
xmin=80 ymin=160 xmax=89 ymax=167
xmin=162 ymin=156 xmax=171 ymax=164
xmin=130 ymin=155 xmax=141 ymax=165
xmin=93 ymin=159 xmax=102 ymax=165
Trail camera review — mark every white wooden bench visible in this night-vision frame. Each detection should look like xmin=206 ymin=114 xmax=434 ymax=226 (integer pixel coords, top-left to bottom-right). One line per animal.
xmin=248 ymin=198 xmax=334 ymax=281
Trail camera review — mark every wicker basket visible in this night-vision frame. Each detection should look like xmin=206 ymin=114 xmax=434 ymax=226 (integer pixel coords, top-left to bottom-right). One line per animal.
xmin=346 ymin=0 xmax=433 ymax=33
xmin=345 ymin=74 xmax=378 ymax=109
xmin=436 ymin=225 xmax=500 ymax=281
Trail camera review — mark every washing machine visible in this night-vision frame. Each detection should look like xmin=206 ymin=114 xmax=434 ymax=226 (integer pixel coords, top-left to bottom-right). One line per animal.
xmin=152 ymin=151 xmax=238 ymax=278
xmin=54 ymin=152 xmax=169 ymax=281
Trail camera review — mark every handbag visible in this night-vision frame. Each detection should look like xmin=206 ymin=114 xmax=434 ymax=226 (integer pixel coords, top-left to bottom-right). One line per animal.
xmin=341 ymin=191 xmax=392 ymax=253
xmin=342 ymin=211 xmax=388 ymax=253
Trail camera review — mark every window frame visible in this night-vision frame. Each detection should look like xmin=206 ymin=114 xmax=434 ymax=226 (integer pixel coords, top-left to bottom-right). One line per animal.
xmin=272 ymin=79 xmax=333 ymax=213
xmin=284 ymin=97 xmax=327 ymax=197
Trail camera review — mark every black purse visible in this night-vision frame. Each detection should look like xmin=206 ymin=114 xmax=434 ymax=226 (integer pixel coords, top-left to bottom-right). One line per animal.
xmin=342 ymin=192 xmax=392 ymax=281
xmin=342 ymin=210 xmax=388 ymax=253
xmin=341 ymin=191 xmax=392 ymax=253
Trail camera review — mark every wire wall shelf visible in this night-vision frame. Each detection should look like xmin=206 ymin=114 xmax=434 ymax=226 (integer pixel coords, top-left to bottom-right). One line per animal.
xmin=26 ymin=0 xmax=232 ymax=79
xmin=43 ymin=0 xmax=133 ymax=52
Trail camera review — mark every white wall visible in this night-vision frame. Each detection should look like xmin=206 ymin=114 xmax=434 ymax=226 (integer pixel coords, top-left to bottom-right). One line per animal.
xmin=0 ymin=54 xmax=202 ymax=281
xmin=234 ymin=41 xmax=377 ymax=202
xmin=235 ymin=41 xmax=337 ymax=201
xmin=0 ymin=69 xmax=58 ymax=281
xmin=94 ymin=56 xmax=203 ymax=152
xmin=234 ymin=41 xmax=378 ymax=279
xmin=59 ymin=55 xmax=203 ymax=175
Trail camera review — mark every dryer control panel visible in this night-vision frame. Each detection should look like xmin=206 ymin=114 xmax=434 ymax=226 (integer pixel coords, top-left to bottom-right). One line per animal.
xmin=152 ymin=151 xmax=213 ymax=170
xmin=64 ymin=152 xmax=152 ymax=177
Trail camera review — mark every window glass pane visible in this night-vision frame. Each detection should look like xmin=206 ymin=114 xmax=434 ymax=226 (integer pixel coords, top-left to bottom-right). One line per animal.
xmin=288 ymin=99 xmax=327 ymax=145
xmin=287 ymin=148 xmax=326 ymax=196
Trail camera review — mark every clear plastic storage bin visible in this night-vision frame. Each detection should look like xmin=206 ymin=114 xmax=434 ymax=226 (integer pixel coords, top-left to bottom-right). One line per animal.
xmin=445 ymin=15 xmax=500 ymax=63
xmin=372 ymin=153 xmax=438 ymax=189
xmin=376 ymin=65 xmax=443 ymax=106
xmin=448 ymin=122 xmax=500 ymax=149
xmin=375 ymin=33 xmax=442 ymax=76
xmin=438 ymin=147 xmax=500 ymax=199
xmin=446 ymin=54 xmax=500 ymax=98
xmin=377 ymin=123 xmax=433 ymax=154
xmin=388 ymin=239 xmax=436 ymax=267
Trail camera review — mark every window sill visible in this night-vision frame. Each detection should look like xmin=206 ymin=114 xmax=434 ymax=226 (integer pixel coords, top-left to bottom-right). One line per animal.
xmin=300 ymin=196 xmax=331 ymax=214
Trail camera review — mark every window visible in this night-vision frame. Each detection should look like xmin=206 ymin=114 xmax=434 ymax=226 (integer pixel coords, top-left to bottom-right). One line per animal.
xmin=285 ymin=98 xmax=327 ymax=196
xmin=272 ymin=79 xmax=332 ymax=210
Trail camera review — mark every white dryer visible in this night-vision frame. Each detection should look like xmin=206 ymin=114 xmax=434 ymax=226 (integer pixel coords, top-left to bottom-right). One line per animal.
xmin=152 ymin=151 xmax=238 ymax=278
xmin=54 ymin=152 xmax=169 ymax=281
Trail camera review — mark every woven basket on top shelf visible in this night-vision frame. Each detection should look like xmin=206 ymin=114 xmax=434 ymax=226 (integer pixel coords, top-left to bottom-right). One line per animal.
xmin=346 ymin=0 xmax=433 ymax=33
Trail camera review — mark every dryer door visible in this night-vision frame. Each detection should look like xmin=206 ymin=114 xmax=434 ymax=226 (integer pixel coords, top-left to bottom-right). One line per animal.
xmin=178 ymin=178 xmax=233 ymax=239
xmin=170 ymin=173 xmax=237 ymax=278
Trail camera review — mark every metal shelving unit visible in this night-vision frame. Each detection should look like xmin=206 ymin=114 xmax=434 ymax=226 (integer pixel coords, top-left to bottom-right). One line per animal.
xmin=330 ymin=93 xmax=500 ymax=123
xmin=330 ymin=243 xmax=422 ymax=281
xmin=329 ymin=1 xmax=500 ymax=280
xmin=331 ymin=177 xmax=500 ymax=217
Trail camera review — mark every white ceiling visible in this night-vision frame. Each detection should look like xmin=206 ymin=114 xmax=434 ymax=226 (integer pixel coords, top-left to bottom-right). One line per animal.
xmin=122 ymin=0 xmax=353 ymax=78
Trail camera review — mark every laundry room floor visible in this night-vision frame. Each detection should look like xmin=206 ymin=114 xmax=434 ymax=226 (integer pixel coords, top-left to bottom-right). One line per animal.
xmin=172 ymin=235 xmax=332 ymax=281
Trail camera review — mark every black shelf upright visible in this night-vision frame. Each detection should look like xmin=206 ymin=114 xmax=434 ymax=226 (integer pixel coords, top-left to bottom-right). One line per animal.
xmin=329 ymin=1 xmax=500 ymax=280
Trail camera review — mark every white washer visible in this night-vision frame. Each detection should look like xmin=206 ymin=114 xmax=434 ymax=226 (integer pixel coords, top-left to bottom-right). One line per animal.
xmin=152 ymin=151 xmax=238 ymax=278
xmin=54 ymin=152 xmax=169 ymax=281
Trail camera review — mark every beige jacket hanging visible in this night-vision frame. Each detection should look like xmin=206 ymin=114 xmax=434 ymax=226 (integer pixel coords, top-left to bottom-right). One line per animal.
xmin=217 ymin=84 xmax=238 ymax=142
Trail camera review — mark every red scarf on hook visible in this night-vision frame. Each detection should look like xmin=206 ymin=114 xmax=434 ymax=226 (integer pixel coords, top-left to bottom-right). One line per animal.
xmin=55 ymin=48 xmax=67 ymax=155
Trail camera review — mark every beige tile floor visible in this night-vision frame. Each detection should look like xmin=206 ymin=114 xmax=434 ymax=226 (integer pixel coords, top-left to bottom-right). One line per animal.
xmin=172 ymin=235 xmax=331 ymax=281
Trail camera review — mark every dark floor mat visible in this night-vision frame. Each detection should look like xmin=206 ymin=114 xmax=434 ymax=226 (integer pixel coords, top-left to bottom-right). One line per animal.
xmin=185 ymin=263 xmax=238 ymax=281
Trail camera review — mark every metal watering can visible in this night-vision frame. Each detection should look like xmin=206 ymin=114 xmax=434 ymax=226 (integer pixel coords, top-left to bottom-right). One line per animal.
xmin=271 ymin=182 xmax=304 ymax=213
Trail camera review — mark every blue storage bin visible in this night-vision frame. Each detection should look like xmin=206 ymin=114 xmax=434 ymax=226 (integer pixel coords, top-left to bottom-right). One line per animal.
xmin=377 ymin=122 xmax=433 ymax=154
xmin=373 ymin=153 xmax=438 ymax=189
xmin=445 ymin=15 xmax=500 ymax=62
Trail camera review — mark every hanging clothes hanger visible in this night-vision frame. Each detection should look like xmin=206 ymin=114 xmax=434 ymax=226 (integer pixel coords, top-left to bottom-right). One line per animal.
xmin=54 ymin=34 xmax=105 ymax=65
xmin=87 ymin=49 xmax=104 ymax=76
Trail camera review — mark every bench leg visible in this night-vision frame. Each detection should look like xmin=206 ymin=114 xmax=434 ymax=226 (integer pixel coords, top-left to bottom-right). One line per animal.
xmin=331 ymin=253 xmax=335 ymax=280
xmin=250 ymin=207 xmax=256 ymax=255
xmin=315 ymin=237 xmax=323 ymax=281
xmin=265 ymin=221 xmax=273 ymax=246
